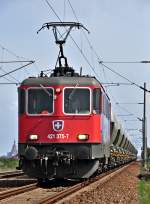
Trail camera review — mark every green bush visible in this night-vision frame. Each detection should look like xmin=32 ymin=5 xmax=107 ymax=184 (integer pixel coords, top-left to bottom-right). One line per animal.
xmin=0 ymin=158 xmax=18 ymax=171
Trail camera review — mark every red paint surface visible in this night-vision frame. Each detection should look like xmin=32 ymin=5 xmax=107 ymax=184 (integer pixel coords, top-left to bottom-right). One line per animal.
xmin=18 ymin=85 xmax=107 ymax=144
xmin=19 ymin=114 xmax=101 ymax=143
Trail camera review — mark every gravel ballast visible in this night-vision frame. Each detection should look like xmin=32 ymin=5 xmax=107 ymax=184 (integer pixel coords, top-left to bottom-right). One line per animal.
xmin=60 ymin=162 xmax=140 ymax=204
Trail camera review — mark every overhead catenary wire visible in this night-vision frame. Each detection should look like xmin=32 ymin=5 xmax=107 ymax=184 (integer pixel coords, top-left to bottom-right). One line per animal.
xmin=108 ymin=89 xmax=142 ymax=122
xmin=66 ymin=1 xmax=125 ymax=89
xmin=0 ymin=61 xmax=35 ymax=78
xmin=0 ymin=66 xmax=20 ymax=83
xmin=65 ymin=0 xmax=150 ymax=93
xmin=68 ymin=0 xmax=149 ymax=90
xmin=46 ymin=0 xmax=144 ymax=93
xmin=69 ymin=2 xmax=102 ymax=63
xmin=116 ymin=103 xmax=142 ymax=119
xmin=67 ymin=0 xmax=100 ymax=58
xmin=67 ymin=0 xmax=106 ymax=79
xmin=0 ymin=72 xmax=16 ymax=83
xmin=0 ymin=43 xmax=30 ymax=61
xmin=99 ymin=61 xmax=150 ymax=64
xmin=67 ymin=0 xmax=79 ymax=23
xmin=0 ymin=47 xmax=20 ymax=83
xmin=0 ymin=43 xmax=39 ymax=77
xmin=99 ymin=62 xmax=150 ymax=92
xmin=0 ymin=82 xmax=20 ymax=85
xmin=0 ymin=60 xmax=35 ymax=63
xmin=124 ymin=119 xmax=141 ymax=122
xmin=0 ymin=47 xmax=34 ymax=81
xmin=101 ymin=82 xmax=133 ymax=85
xmin=0 ymin=48 xmax=13 ymax=83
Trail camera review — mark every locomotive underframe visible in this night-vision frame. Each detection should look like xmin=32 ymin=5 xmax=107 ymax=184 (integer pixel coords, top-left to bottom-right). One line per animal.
xmin=18 ymin=143 xmax=110 ymax=179
xmin=18 ymin=143 xmax=136 ymax=179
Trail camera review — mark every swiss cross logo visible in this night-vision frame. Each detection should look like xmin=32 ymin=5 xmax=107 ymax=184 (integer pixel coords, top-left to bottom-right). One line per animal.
xmin=52 ymin=120 xmax=64 ymax=131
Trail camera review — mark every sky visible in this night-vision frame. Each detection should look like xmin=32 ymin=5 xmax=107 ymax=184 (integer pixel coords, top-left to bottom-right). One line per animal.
xmin=0 ymin=0 xmax=150 ymax=155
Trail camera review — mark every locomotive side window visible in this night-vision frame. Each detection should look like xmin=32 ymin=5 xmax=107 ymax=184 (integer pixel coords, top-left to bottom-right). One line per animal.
xmin=64 ymin=88 xmax=90 ymax=114
xmin=103 ymin=95 xmax=110 ymax=119
xmin=27 ymin=88 xmax=53 ymax=115
xmin=18 ymin=88 xmax=25 ymax=114
xmin=93 ymin=88 xmax=101 ymax=114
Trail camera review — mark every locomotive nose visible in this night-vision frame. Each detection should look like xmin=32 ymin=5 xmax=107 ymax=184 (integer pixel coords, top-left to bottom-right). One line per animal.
xmin=24 ymin=146 xmax=38 ymax=160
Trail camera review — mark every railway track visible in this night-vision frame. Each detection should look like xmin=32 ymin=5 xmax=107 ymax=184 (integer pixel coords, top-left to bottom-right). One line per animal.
xmin=0 ymin=170 xmax=24 ymax=179
xmin=0 ymin=170 xmax=37 ymax=188
xmin=38 ymin=163 xmax=133 ymax=204
xmin=0 ymin=183 xmax=37 ymax=200
xmin=0 ymin=162 xmax=135 ymax=204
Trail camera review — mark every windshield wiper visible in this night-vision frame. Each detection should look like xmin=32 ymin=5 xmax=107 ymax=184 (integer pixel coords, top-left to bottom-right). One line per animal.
xmin=68 ymin=82 xmax=79 ymax=101
xmin=39 ymin=84 xmax=52 ymax=97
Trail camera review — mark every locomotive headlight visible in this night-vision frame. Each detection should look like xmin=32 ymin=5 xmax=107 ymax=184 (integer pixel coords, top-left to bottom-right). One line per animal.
xmin=55 ymin=88 xmax=61 ymax=93
xmin=77 ymin=134 xmax=89 ymax=141
xmin=29 ymin=135 xmax=39 ymax=140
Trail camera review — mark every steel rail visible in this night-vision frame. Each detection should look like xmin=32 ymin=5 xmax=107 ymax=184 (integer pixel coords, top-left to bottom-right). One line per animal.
xmin=0 ymin=183 xmax=37 ymax=200
xmin=38 ymin=162 xmax=133 ymax=204
xmin=38 ymin=182 xmax=84 ymax=204
xmin=0 ymin=170 xmax=24 ymax=179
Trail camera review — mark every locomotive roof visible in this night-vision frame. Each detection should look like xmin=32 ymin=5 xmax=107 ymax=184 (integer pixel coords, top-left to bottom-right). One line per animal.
xmin=21 ymin=76 xmax=101 ymax=86
xmin=21 ymin=75 xmax=110 ymax=101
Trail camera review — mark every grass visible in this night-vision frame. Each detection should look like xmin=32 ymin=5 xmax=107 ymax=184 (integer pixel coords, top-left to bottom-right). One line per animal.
xmin=0 ymin=158 xmax=18 ymax=172
xmin=139 ymin=180 xmax=150 ymax=204
xmin=139 ymin=161 xmax=150 ymax=204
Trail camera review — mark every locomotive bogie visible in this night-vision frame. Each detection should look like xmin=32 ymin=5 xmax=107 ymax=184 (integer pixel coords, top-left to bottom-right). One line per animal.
xmin=20 ymin=158 xmax=100 ymax=179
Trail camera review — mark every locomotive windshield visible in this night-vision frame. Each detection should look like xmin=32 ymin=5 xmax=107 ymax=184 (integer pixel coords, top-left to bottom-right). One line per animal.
xmin=64 ymin=88 xmax=90 ymax=114
xmin=27 ymin=88 xmax=54 ymax=115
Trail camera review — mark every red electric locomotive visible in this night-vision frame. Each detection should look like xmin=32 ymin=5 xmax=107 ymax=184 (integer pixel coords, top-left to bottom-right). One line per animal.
xmin=17 ymin=22 xmax=137 ymax=181
xmin=18 ymin=73 xmax=111 ymax=179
